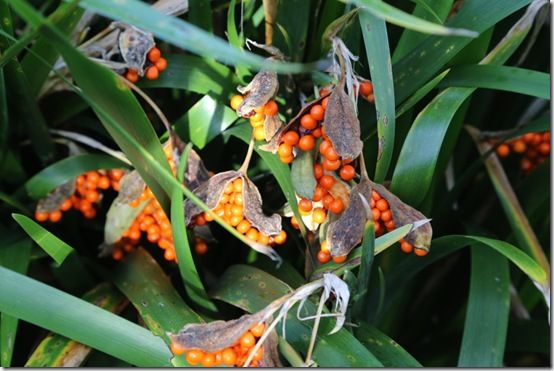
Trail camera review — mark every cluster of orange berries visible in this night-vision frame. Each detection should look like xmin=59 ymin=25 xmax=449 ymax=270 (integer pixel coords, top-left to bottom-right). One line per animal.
xmin=316 ymin=189 xmax=421 ymax=264
xmin=495 ymin=131 xmax=550 ymax=173
xmin=230 ymin=96 xmax=280 ymax=142
xmin=193 ymin=178 xmax=287 ymax=247
xmin=171 ymin=322 xmax=266 ymax=367
xmin=125 ymin=46 xmax=168 ymax=82
xmin=34 ymin=169 xmax=124 ymax=223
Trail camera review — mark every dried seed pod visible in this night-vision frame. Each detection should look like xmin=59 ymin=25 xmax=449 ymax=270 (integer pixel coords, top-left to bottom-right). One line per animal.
xmin=36 ymin=180 xmax=76 ymax=213
xmin=368 ymin=180 xmax=432 ymax=253
xmin=264 ymin=114 xmax=284 ymax=142
xmin=183 ymin=147 xmax=211 ymax=190
xmin=113 ymin=170 xmax=145 ymax=205
xmin=326 ymin=179 xmax=372 ymax=257
xmin=118 ymin=25 xmax=155 ymax=75
xmin=236 ymin=69 xmax=279 ymax=117
xmin=323 ymin=79 xmax=363 ymax=160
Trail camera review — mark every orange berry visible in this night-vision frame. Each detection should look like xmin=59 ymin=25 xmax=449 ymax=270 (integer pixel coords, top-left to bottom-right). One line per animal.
xmin=376 ymin=198 xmax=389 ymax=212
xmin=222 ymin=348 xmax=237 ymax=366
xmin=512 ymin=140 xmax=526 ymax=153
xmin=320 ymin=240 xmax=329 ymax=253
xmin=400 ymin=240 xmax=414 ymax=254
xmin=496 ymin=143 xmax=510 ymax=158
xmin=319 ymin=175 xmax=335 ymax=190
xmin=164 ymin=248 xmax=176 ymax=261
xmin=372 ymin=190 xmax=381 ymax=201
xmin=290 ymin=216 xmax=300 ymax=229
xmin=170 ymin=342 xmax=186 ymax=356
xmin=332 ymin=255 xmax=347 ymax=263
xmin=195 ymin=214 xmax=207 ymax=226
xmin=319 ymin=139 xmax=332 ymax=156
xmin=112 ymin=249 xmax=123 ymax=261
xmin=321 ymin=97 xmax=329 ymax=110
xmin=186 ymin=350 xmax=205 ymax=365
xmin=251 ymin=347 xmax=264 ymax=361
xmin=232 ymin=179 xmax=243 ymax=193
xmin=155 ymin=57 xmax=168 ymax=72
xmin=258 ymin=233 xmax=270 ymax=245
xmin=329 ymin=198 xmax=344 ymax=214
xmin=35 ymin=211 xmax=49 ymax=222
xmin=283 ymin=131 xmax=299 ymax=146
xmin=263 ymin=100 xmax=278 ymax=116
xmin=372 ymin=208 xmax=381 ymax=221
xmin=310 ymin=104 xmax=324 ymax=121
xmin=201 ymin=353 xmax=215 ymax=367
xmin=85 ymin=190 xmax=100 ymax=203
xmin=521 ymin=158 xmax=533 ymax=172
xmin=230 ymin=95 xmax=244 ymax=110
xmin=298 ymin=198 xmax=312 ymax=212
xmin=109 ymin=169 xmax=124 ymax=181
xmin=240 ymin=331 xmax=256 ymax=348
xmin=97 ymin=176 xmax=111 ymax=190
xmin=230 ymin=214 xmax=243 ymax=227
xmin=522 ymin=133 xmax=534 ymax=143
xmin=231 ymin=205 xmax=243 ymax=216
xmin=159 ymin=238 xmax=173 ymax=250
xmin=145 ymin=66 xmax=159 ymax=80
xmin=246 ymin=228 xmax=259 ymax=241
xmin=129 ymin=229 xmax=141 ymax=241
xmin=538 ymin=142 xmax=550 ymax=155
xmin=278 ymin=143 xmax=293 ymax=157
xmin=60 ymin=198 xmax=72 ymax=211
xmin=322 ymin=194 xmax=334 ymax=210
xmin=317 ymin=250 xmax=331 ymax=264
xmin=250 ymin=322 xmax=265 ymax=337
xmin=147 ymin=225 xmax=160 ymax=236
xmin=148 ymin=47 xmax=161 ymax=63
xmin=325 ymin=146 xmax=339 ymax=161
xmin=339 ymin=165 xmax=356 ymax=181
xmin=298 ymin=135 xmax=315 ymax=151
xmin=273 ymin=230 xmax=287 ymax=245
xmin=359 ymin=81 xmax=373 ymax=96
xmin=86 ymin=171 xmax=99 ymax=185
xmin=147 ymin=233 xmax=160 ymax=243
xmin=380 ymin=210 xmax=392 ymax=222
xmin=312 ymin=127 xmax=323 ymax=138
xmin=83 ymin=208 xmax=97 ymax=219
xmin=237 ymin=219 xmax=251 ymax=234
xmin=414 ymin=247 xmax=428 ymax=256
xmin=312 ymin=186 xmax=326 ymax=202
xmin=385 ymin=220 xmax=395 ymax=230
xmin=313 ymin=163 xmax=323 ymax=179
xmin=312 ymin=207 xmax=327 ymax=224
xmin=125 ymin=69 xmax=139 ymax=83
xmin=49 ymin=210 xmax=62 ymax=223
xmin=280 ymin=154 xmax=294 ymax=164
xmin=300 ymin=114 xmax=317 ymax=130
xmin=323 ymin=157 xmax=341 ymax=171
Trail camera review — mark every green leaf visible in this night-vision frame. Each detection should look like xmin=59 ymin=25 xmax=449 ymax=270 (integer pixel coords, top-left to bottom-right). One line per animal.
xmin=0 ymin=266 xmax=172 ymax=367
xmin=458 ymin=246 xmax=509 ymax=366
xmin=352 ymin=221 xmax=375 ymax=321
xmin=111 ymin=248 xmax=204 ymax=344
xmin=24 ymin=154 xmax=128 ymax=200
xmin=359 ymin=9 xmax=396 ymax=182
xmin=171 ymin=144 xmax=217 ymax=313
xmin=12 ymin=214 xmax=74 ymax=265
xmin=348 ymin=0 xmax=477 ymax=37
xmin=174 ymin=95 xmax=238 ymax=149
xmin=211 ymin=264 xmax=383 ymax=367
xmin=392 ymin=0 xmax=531 ymax=104
xmin=25 ymin=283 xmax=128 ymax=367
xmin=354 ymin=321 xmax=422 ymax=367
xmin=0 ymin=236 xmax=32 ymax=367
xmin=440 ymin=65 xmax=550 ymax=99
xmin=138 ymin=54 xmax=236 ymax=98
xmin=76 ymin=0 xmax=311 ymax=74
xmin=290 ymin=149 xmax=317 ymax=200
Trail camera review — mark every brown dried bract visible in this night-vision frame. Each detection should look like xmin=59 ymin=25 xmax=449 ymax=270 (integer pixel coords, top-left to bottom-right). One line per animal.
xmin=242 ymin=177 xmax=282 ymax=236
xmin=36 ymin=180 xmax=76 ymax=213
xmin=184 ymin=147 xmax=210 ymax=190
xmin=113 ymin=170 xmax=144 ymax=205
xmin=236 ymin=69 xmax=279 ymax=117
xmin=369 ymin=181 xmax=432 ymax=253
xmin=264 ymin=114 xmax=283 ymax=143
xmin=326 ymin=179 xmax=372 ymax=257
xmin=323 ymin=80 xmax=363 ymax=160
xmin=117 ymin=25 xmax=155 ymax=75
xmin=259 ymin=92 xmax=331 ymax=153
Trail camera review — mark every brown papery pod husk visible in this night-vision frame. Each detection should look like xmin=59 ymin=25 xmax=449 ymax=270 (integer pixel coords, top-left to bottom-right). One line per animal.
xmin=184 ymin=172 xmax=282 ymax=236
xmin=369 ymin=180 xmax=432 ymax=253
xmin=263 ymin=114 xmax=283 ymax=143
xmin=236 ymin=68 xmax=279 ymax=117
xmin=114 ymin=170 xmax=144 ymax=205
xmin=323 ymin=79 xmax=363 ymax=160
xmin=259 ymin=91 xmax=331 ymax=153
xmin=183 ymin=147 xmax=210 ymax=190
xmin=36 ymin=180 xmax=76 ymax=213
xmin=118 ymin=25 xmax=155 ymax=75
xmin=328 ymin=176 xmax=351 ymax=209
xmin=326 ymin=178 xmax=372 ymax=257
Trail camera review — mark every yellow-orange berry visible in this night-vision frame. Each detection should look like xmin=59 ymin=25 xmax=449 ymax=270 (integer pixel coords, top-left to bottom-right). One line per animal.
xmin=230 ymin=95 xmax=244 ymax=110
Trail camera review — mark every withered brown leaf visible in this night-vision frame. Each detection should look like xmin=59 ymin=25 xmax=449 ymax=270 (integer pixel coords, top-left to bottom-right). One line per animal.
xmin=36 ymin=180 xmax=76 ymax=213
xmin=326 ymin=179 xmax=372 ymax=257
xmin=369 ymin=180 xmax=432 ymax=253
xmin=236 ymin=69 xmax=279 ymax=117
xmin=323 ymin=81 xmax=363 ymax=160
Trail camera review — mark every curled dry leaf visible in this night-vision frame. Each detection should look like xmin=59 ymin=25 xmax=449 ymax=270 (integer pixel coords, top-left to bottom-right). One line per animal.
xmin=36 ymin=180 xmax=76 ymax=213
xmin=323 ymin=79 xmax=363 ymax=160
xmin=260 ymin=92 xmax=331 ymax=153
xmin=236 ymin=69 xmax=279 ymax=117
xmin=369 ymin=180 xmax=432 ymax=253
xmin=184 ymin=171 xmax=282 ymax=236
xmin=326 ymin=179 xmax=372 ymax=257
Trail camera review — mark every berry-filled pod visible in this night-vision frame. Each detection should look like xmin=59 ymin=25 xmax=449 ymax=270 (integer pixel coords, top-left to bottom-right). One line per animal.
xmin=492 ymin=131 xmax=550 ymax=173
xmin=317 ymin=177 xmax=433 ymax=264
xmin=124 ymin=46 xmax=169 ymax=83
xmin=184 ymin=171 xmax=287 ymax=258
xmin=230 ymin=95 xmax=283 ymax=143
xmin=34 ymin=169 xmax=125 ymax=224
xmin=169 ymin=311 xmax=279 ymax=368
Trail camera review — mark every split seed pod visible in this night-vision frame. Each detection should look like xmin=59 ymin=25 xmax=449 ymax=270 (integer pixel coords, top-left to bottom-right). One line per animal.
xmin=118 ymin=25 xmax=155 ymax=75
xmin=236 ymin=69 xmax=279 ymax=118
xmin=36 ymin=180 xmax=76 ymax=213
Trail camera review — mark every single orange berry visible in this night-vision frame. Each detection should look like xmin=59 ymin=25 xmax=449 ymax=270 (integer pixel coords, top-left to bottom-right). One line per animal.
xmin=237 ymin=219 xmax=251 ymax=234
xmin=186 ymin=350 xmax=205 ymax=365
xmin=322 ymin=194 xmax=334 ymax=210
xmin=251 ymin=347 xmax=264 ymax=361
xmin=414 ymin=247 xmax=428 ymax=257
xmin=400 ymin=240 xmax=413 ymax=254
xmin=240 ymin=331 xmax=256 ymax=348
xmin=263 ymin=100 xmax=278 ymax=116
xmin=317 ymin=250 xmax=331 ymax=264
xmin=280 ymin=154 xmax=294 ymax=164
xmin=376 ymin=199 xmax=389 ymax=212
xmin=155 ymin=57 xmax=168 ymax=72
xmin=323 ymin=157 xmax=341 ymax=171
xmin=35 ymin=211 xmax=49 ymax=222
xmin=273 ymin=230 xmax=287 ymax=245
xmin=372 ymin=208 xmax=381 ymax=221
xmin=385 ymin=220 xmax=395 ymax=230
xmin=125 ymin=69 xmax=139 ymax=83
xmin=321 ymin=97 xmax=329 ymax=110
xmin=49 ymin=210 xmax=62 ymax=223
xmin=195 ymin=241 xmax=208 ymax=255
xmin=329 ymin=199 xmax=344 ymax=214
xmin=229 ymin=214 xmax=243 ymax=227
xmin=246 ymin=228 xmax=259 ymax=242
xmin=512 ymin=140 xmax=526 ymax=153
xmin=380 ymin=210 xmax=392 ymax=223
xmin=496 ymin=143 xmax=510 ymax=158
xmin=170 ymin=342 xmax=186 ymax=356
xmin=372 ymin=190 xmax=382 ymax=201
xmin=325 ymin=147 xmax=339 ymax=161
xmin=538 ymin=142 xmax=550 ymax=155
xmin=339 ymin=165 xmax=356 ymax=181
xmin=145 ymin=66 xmax=159 ymax=80
xmin=278 ymin=143 xmax=293 ymax=157
xmin=112 ymin=249 xmax=123 ymax=261
xmin=290 ymin=216 xmax=300 ymax=229
xmin=300 ymin=114 xmax=317 ymax=130
xmin=230 ymin=95 xmax=244 ymax=110
xmin=312 ymin=207 xmax=327 ymax=224
xmin=312 ymin=186 xmax=326 ymax=202
xmin=258 ymin=233 xmax=270 ymax=245
xmin=283 ymin=131 xmax=299 ymax=146
xmin=164 ymin=248 xmax=176 ymax=261
xmin=201 ymin=353 xmax=216 ymax=367
xmin=221 ymin=348 xmax=237 ymax=366
xmin=310 ymin=104 xmax=325 ymax=121
xmin=313 ymin=163 xmax=323 ymax=179
xmin=298 ymin=198 xmax=313 ymax=212
xmin=232 ymin=179 xmax=243 ymax=192
xmin=359 ymin=81 xmax=373 ymax=96
xmin=319 ymin=139 xmax=332 ymax=156
xmin=250 ymin=322 xmax=266 ymax=337
xmin=60 ymin=198 xmax=72 ymax=211
xmin=319 ymin=175 xmax=335 ymax=190
xmin=97 ymin=176 xmax=111 ymax=190
xmin=312 ymin=127 xmax=323 ymax=138
xmin=320 ymin=240 xmax=329 ymax=253
xmin=332 ymin=255 xmax=347 ymax=263
xmin=148 ymin=47 xmax=161 ymax=63
xmin=298 ymin=135 xmax=315 ymax=151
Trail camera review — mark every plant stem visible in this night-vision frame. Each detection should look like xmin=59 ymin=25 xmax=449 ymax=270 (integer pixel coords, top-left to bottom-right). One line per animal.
xmin=304 ymin=290 xmax=326 ymax=366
